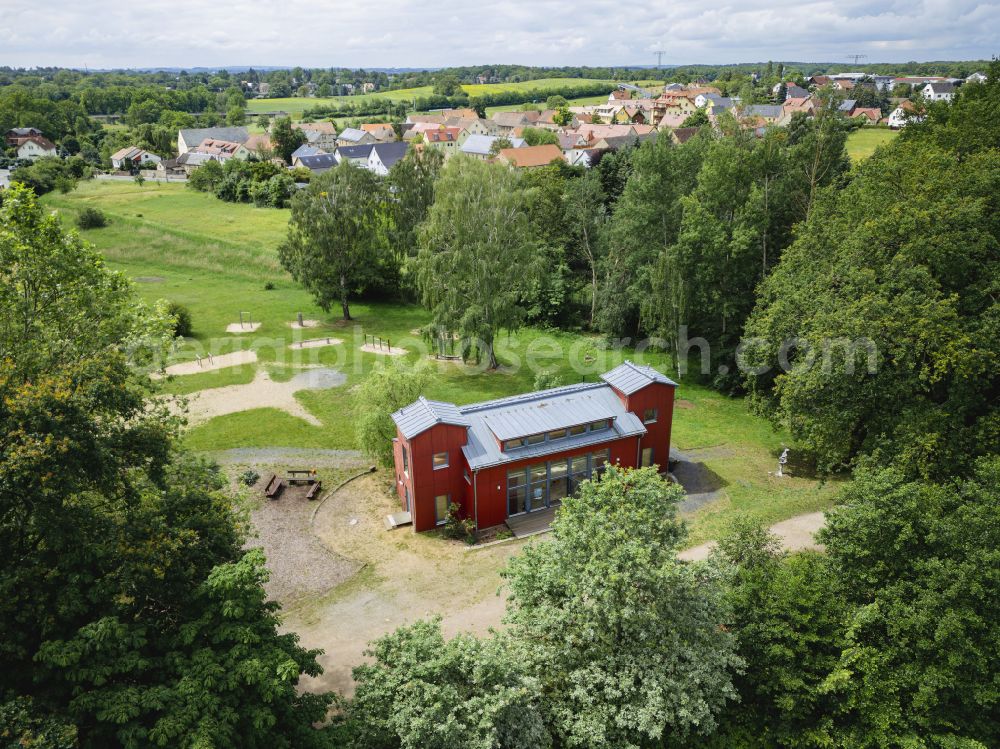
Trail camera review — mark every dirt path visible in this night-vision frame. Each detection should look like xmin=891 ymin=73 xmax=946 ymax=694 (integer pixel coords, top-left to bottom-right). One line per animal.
xmin=677 ymin=511 xmax=826 ymax=561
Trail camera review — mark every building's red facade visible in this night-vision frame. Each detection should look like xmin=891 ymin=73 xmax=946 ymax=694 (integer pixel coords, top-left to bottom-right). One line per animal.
xmin=391 ymin=362 xmax=677 ymax=533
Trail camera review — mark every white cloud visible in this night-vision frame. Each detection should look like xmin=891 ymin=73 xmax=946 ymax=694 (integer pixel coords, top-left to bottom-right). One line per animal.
xmin=1 ymin=0 xmax=997 ymax=68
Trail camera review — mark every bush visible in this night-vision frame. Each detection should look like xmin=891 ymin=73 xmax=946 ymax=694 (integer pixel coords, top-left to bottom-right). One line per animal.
xmin=533 ymin=371 xmax=563 ymax=390
xmin=239 ymin=469 xmax=260 ymax=487
xmin=263 ymin=281 xmax=275 ymax=290
xmin=76 ymin=207 xmax=108 ymax=229
xmin=166 ymin=301 xmax=193 ymax=338
xmin=442 ymin=503 xmax=476 ymax=544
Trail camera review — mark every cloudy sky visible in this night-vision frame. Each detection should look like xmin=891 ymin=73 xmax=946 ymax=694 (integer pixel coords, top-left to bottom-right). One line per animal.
xmin=3 ymin=0 xmax=997 ymax=69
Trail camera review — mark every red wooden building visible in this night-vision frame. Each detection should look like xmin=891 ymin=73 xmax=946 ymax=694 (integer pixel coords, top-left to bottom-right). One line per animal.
xmin=390 ymin=361 xmax=677 ymax=532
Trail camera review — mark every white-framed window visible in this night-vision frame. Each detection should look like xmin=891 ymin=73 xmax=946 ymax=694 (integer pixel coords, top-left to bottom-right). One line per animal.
xmin=433 ymin=451 xmax=449 ymax=469
xmin=435 ymin=494 xmax=450 ymax=525
xmin=643 ymin=408 xmax=658 ymax=424
xmin=401 ymin=445 xmax=409 ymax=476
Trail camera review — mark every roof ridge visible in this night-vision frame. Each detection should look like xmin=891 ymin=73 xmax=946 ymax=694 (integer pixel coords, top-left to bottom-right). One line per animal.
xmin=459 ymin=381 xmax=607 ymax=414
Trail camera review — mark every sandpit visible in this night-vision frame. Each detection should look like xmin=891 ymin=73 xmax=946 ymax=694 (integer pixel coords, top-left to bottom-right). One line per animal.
xmin=290 ymin=337 xmax=343 ymax=350
xmin=163 ymin=350 xmax=258 ymax=376
xmin=360 ymin=343 xmax=407 ymax=356
xmin=179 ymin=367 xmax=345 ymax=425
xmin=226 ymin=322 xmax=262 ymax=334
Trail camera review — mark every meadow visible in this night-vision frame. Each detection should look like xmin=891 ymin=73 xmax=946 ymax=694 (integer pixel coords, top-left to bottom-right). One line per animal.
xmin=43 ymin=179 xmax=843 ymax=543
xmin=845 ymin=127 xmax=898 ymax=161
xmin=245 ymin=78 xmax=664 ymax=119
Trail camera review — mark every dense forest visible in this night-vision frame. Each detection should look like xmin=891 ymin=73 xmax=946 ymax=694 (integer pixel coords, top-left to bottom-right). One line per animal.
xmin=2 ymin=62 xmax=998 ymax=747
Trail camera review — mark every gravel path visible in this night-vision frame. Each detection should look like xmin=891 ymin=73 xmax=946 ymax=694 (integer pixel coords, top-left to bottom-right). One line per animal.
xmin=209 ymin=447 xmax=363 ymax=464
xmin=677 ymin=511 xmax=826 ymax=561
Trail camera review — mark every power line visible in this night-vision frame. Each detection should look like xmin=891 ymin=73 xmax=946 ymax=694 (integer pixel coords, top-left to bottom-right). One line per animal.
xmin=846 ymin=53 xmax=868 ymax=66
xmin=653 ymin=50 xmax=666 ymax=68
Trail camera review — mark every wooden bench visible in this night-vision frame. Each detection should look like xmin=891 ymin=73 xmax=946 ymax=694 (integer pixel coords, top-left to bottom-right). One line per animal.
xmin=264 ymin=474 xmax=284 ymax=500
xmin=306 ymin=481 xmax=322 ymax=500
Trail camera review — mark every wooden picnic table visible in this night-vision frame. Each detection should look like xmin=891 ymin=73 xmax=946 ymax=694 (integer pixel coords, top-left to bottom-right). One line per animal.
xmin=287 ymin=469 xmax=317 ymax=485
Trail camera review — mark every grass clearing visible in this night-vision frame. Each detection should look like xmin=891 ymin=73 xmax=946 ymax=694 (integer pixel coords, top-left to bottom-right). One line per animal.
xmin=846 ymin=127 xmax=898 ymax=162
xmin=45 ymin=180 xmax=843 ymax=549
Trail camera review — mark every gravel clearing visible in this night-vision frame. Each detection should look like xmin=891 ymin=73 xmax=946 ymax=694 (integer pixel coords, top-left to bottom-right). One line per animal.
xmin=181 ymin=367 xmax=345 ymax=425
xmin=163 ymin=350 xmax=257 ymax=376
xmin=248 ymin=478 xmax=364 ymax=603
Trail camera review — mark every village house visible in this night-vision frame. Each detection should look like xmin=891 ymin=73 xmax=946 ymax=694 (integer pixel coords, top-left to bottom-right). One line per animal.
xmin=110 ymin=146 xmax=162 ymax=170
xmin=177 ymin=126 xmax=249 ymax=155
xmin=333 ymin=145 xmax=373 ymax=168
xmin=966 ymin=71 xmax=988 ymax=84
xmin=652 ymin=92 xmax=698 ymax=122
xmin=292 ymin=122 xmax=339 ymax=151
xmin=496 ymin=143 xmax=564 ymax=169
xmin=359 ymin=123 xmax=397 ymax=142
xmin=5 ymin=127 xmax=43 ymax=147
xmin=782 ymin=96 xmax=816 ymax=117
xmin=739 ymin=104 xmax=786 ymax=127
xmin=365 ymin=142 xmax=409 ymax=176
xmin=190 ymin=138 xmax=251 ymax=161
xmin=851 ymin=107 xmax=882 ymax=125
xmin=885 ymin=100 xmax=924 ymax=129
xmin=290 ymin=144 xmax=325 ymax=162
xmin=922 ymin=81 xmax=956 ymax=102
xmin=336 ymin=127 xmax=377 ymax=147
xmin=12 ymin=134 xmax=58 ymax=160
xmin=294 ymin=153 xmax=337 ymax=173
xmin=390 ymin=361 xmax=676 ymax=533
xmin=459 ymin=134 xmax=525 ymax=160
xmin=491 ymin=110 xmax=541 ymax=135
xmin=422 ymin=127 xmax=468 ymax=155
xmin=444 ymin=116 xmax=497 ymax=136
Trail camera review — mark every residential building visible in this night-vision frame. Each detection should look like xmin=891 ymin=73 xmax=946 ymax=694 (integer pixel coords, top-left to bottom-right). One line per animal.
xmin=422 ymin=127 xmax=468 ymax=155
xmin=492 ymin=110 xmax=541 ymax=134
xmin=5 ymin=127 xmax=43 ymax=147
xmin=333 ymin=144 xmax=374 ymax=167
xmin=110 ymin=146 xmax=162 ymax=170
xmin=739 ymin=104 xmax=785 ymax=126
xmin=922 ymin=82 xmax=956 ymax=102
xmin=360 ymin=123 xmax=397 ymax=142
xmin=366 ymin=142 xmax=409 ymax=175
xmin=390 ymin=361 xmax=676 ymax=532
xmin=838 ymin=99 xmax=858 ymax=115
xmin=294 ymin=153 xmax=338 ymax=173
xmin=851 ymin=107 xmax=882 ymax=124
xmin=177 ymin=126 xmax=249 ymax=154
xmin=293 ymin=122 xmax=339 ymax=151
xmin=336 ymin=127 xmax=377 ymax=147
xmin=190 ymin=138 xmax=251 ymax=161
xmin=885 ymin=100 xmax=923 ymax=129
xmin=290 ymin=144 xmax=325 ymax=162
xmin=14 ymin=135 xmax=58 ymax=160
xmin=459 ymin=134 xmax=526 ymax=160
xmin=496 ymin=143 xmax=564 ymax=169
xmin=966 ymin=72 xmax=988 ymax=84
xmin=670 ymin=127 xmax=700 ymax=145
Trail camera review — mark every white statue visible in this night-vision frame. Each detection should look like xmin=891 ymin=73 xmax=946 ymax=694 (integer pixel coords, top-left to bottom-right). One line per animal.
xmin=777 ymin=448 xmax=789 ymax=477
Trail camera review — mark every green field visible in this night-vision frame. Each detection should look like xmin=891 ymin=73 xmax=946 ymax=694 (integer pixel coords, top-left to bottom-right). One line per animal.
xmin=846 ymin=127 xmax=898 ymax=162
xmin=43 ymin=180 xmax=842 ymax=540
xmin=246 ymin=78 xmax=664 ymax=119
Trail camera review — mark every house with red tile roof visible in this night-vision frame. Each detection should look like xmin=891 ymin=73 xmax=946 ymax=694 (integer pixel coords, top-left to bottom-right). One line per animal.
xmin=496 ymin=143 xmax=564 ymax=169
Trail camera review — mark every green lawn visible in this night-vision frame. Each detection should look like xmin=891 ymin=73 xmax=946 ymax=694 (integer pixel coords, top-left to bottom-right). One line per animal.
xmin=43 ymin=180 xmax=842 ymax=539
xmin=846 ymin=128 xmax=898 ymax=162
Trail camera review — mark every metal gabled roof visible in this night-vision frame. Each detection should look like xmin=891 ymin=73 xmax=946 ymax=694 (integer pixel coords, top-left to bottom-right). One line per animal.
xmin=600 ymin=360 xmax=677 ymax=396
xmin=391 ymin=396 xmax=469 ymax=440
xmin=460 ymin=386 xmax=647 ymax=470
